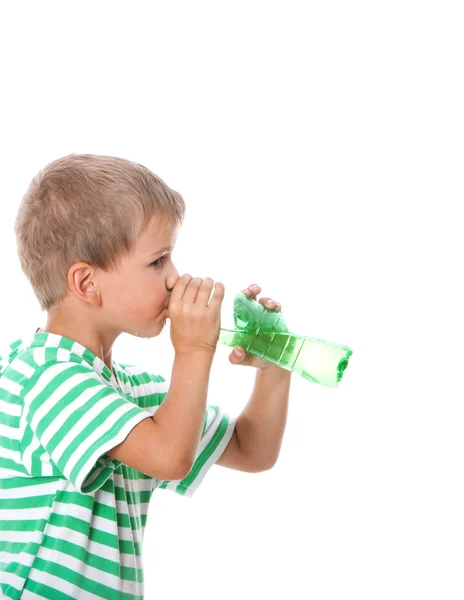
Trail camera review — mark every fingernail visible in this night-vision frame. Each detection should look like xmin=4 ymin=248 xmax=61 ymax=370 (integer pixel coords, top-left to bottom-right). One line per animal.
xmin=234 ymin=348 xmax=243 ymax=356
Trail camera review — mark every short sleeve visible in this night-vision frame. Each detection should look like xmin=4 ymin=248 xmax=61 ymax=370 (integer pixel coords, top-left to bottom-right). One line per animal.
xmin=157 ymin=404 xmax=237 ymax=499
xmin=19 ymin=361 xmax=154 ymax=494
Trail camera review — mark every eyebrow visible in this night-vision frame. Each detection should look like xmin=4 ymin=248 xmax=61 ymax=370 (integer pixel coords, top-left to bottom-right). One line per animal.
xmin=150 ymin=246 xmax=173 ymax=256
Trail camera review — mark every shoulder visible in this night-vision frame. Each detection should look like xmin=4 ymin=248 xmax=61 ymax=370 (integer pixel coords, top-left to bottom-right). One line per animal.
xmin=1 ymin=336 xmax=102 ymax=395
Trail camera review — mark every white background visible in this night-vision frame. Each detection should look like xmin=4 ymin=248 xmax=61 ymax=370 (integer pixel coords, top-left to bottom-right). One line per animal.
xmin=0 ymin=2 xmax=463 ymax=598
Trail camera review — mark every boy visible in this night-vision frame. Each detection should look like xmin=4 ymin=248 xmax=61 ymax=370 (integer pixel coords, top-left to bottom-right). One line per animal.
xmin=0 ymin=154 xmax=292 ymax=599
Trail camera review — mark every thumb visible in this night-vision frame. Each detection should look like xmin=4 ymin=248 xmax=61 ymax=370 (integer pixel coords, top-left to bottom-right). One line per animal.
xmin=230 ymin=347 xmax=246 ymax=363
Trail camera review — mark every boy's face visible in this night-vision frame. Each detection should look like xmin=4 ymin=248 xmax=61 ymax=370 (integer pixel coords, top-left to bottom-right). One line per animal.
xmin=95 ymin=213 xmax=180 ymax=338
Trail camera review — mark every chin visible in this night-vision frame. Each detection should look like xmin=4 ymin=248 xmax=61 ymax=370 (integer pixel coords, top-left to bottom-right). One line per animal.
xmin=155 ymin=315 xmax=169 ymax=332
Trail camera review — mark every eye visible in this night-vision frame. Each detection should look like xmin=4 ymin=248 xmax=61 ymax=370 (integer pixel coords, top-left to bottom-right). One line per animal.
xmin=150 ymin=256 xmax=166 ymax=270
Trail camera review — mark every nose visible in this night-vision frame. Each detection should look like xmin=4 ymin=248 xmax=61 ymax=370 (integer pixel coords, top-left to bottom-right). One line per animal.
xmin=166 ymin=271 xmax=179 ymax=306
xmin=168 ymin=268 xmax=180 ymax=290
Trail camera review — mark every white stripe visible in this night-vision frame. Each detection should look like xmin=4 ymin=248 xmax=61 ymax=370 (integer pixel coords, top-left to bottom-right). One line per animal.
xmin=0 ymin=372 xmax=23 ymax=396
xmin=0 ymin=447 xmax=24 ymax=468
xmin=0 ymin=397 xmax=21 ymax=416
xmin=0 ymin=479 xmax=64 ymax=499
xmin=196 ymin=409 xmax=226 ymax=454
xmin=2 ymin=375 xmax=22 ymax=397
xmin=0 ymin=504 xmax=51 ymax=521
xmin=31 ymin=346 xmax=46 ymax=365
xmin=0 ymin=466 xmax=29 ymax=479
xmin=20 ymin=422 xmax=43 ymax=477
xmin=17 ymin=590 xmax=53 ymax=600
xmin=43 ymin=522 xmax=141 ymax=570
xmin=0 ymin=420 xmax=21 ymax=438
xmin=0 ymin=529 xmax=45 ymax=544
xmin=7 ymin=356 xmax=35 ymax=378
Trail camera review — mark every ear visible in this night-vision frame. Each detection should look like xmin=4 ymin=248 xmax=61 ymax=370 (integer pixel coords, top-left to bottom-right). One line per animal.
xmin=68 ymin=263 xmax=102 ymax=306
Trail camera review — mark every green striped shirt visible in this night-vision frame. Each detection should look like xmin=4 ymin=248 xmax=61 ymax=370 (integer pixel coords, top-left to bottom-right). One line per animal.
xmin=0 ymin=331 xmax=236 ymax=599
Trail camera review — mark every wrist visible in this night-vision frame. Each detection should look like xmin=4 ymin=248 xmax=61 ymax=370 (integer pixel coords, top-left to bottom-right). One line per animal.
xmin=257 ymin=364 xmax=291 ymax=378
xmin=175 ymin=347 xmax=216 ymax=360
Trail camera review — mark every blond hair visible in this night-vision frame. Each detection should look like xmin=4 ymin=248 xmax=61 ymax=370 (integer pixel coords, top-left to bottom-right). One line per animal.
xmin=14 ymin=153 xmax=186 ymax=312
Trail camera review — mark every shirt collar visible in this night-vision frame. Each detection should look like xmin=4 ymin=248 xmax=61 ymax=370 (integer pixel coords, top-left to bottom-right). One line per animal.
xmin=12 ymin=329 xmax=120 ymax=389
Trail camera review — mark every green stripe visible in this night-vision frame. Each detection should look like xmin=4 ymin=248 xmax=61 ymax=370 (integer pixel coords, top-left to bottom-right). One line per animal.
xmin=0 ymin=456 xmax=28 ymax=473
xmin=0 ymin=435 xmax=19 ymax=451
xmin=0 ymin=364 xmax=27 ymax=387
xmin=0 ymin=492 xmax=55 ymax=509
xmin=0 ymin=519 xmax=39 ymax=532
xmin=0 ymin=475 xmax=61 ymax=489
xmin=0 ymin=412 xmax=19 ymax=427
xmin=177 ymin=413 xmax=231 ymax=495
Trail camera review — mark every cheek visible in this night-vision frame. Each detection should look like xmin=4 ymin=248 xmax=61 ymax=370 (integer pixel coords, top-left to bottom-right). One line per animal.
xmin=107 ymin=274 xmax=146 ymax=310
xmin=109 ymin=270 xmax=164 ymax=314
xmin=133 ymin=273 xmax=164 ymax=310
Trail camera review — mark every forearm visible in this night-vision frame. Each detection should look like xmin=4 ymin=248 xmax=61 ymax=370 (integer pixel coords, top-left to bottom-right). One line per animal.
xmin=235 ymin=365 xmax=292 ymax=470
xmin=152 ymin=350 xmax=214 ymax=471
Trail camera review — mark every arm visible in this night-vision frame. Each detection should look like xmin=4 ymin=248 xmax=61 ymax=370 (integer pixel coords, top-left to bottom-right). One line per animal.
xmin=216 ymin=365 xmax=292 ymax=472
xmin=151 ymin=349 xmax=215 ymax=477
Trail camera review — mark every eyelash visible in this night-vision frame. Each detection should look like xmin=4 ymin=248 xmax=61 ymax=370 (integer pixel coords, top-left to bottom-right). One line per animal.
xmin=151 ymin=256 xmax=166 ymax=270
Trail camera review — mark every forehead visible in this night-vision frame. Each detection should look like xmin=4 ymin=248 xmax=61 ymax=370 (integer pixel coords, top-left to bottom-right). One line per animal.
xmin=139 ymin=214 xmax=179 ymax=250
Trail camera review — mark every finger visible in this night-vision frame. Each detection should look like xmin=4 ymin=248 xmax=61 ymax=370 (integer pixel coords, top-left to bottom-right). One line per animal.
xmin=248 ymin=284 xmax=261 ymax=295
xmin=171 ymin=273 xmax=193 ymax=304
xmin=260 ymin=298 xmax=282 ymax=311
xmin=195 ymin=277 xmax=215 ymax=306
xmin=183 ymin=276 xmax=204 ymax=304
xmin=209 ymin=280 xmax=225 ymax=309
xmin=233 ymin=347 xmax=245 ymax=359
xmin=259 ymin=297 xmax=276 ymax=308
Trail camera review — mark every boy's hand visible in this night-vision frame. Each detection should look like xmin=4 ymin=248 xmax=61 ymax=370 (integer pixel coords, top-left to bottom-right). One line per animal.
xmin=169 ymin=274 xmax=225 ymax=355
xmin=229 ymin=283 xmax=283 ymax=370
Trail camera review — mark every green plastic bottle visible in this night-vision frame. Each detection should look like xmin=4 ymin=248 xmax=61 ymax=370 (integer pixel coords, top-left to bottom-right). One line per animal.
xmin=218 ymin=291 xmax=353 ymax=388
